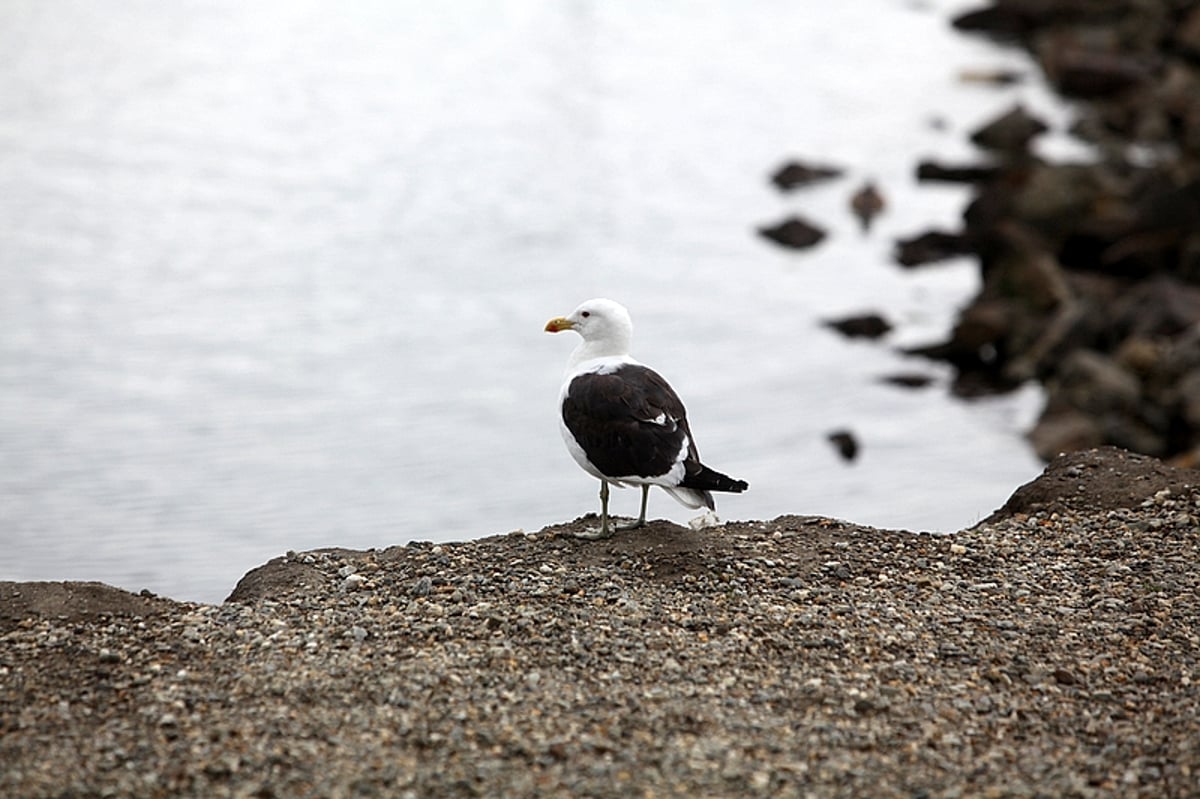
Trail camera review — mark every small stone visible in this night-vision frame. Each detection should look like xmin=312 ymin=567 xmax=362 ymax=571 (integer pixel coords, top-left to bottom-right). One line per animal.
xmin=1052 ymin=668 xmax=1078 ymax=686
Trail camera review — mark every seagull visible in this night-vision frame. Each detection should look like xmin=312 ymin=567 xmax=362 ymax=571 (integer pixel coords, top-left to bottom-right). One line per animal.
xmin=545 ymin=298 xmax=748 ymax=538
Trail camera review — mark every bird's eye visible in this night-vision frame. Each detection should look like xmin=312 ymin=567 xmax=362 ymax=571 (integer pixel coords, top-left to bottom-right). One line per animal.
xmin=580 ymin=311 xmax=590 ymax=318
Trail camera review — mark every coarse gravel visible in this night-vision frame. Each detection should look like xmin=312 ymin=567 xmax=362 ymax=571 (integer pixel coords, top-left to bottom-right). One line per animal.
xmin=1 ymin=447 xmax=1198 ymax=798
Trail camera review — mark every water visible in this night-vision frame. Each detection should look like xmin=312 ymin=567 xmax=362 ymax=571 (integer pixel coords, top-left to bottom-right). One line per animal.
xmin=1 ymin=1 xmax=1085 ymax=602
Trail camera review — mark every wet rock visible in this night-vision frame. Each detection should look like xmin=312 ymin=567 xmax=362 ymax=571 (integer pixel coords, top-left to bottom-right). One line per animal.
xmin=951 ymin=2 xmax=1055 ymax=38
xmin=879 ymin=373 xmax=935 ymax=389
xmin=849 ymin=182 xmax=886 ymax=232
xmin=1102 ymin=178 xmax=1200 ymax=276
xmin=757 ymin=215 xmax=827 ymax=250
xmin=979 ymin=224 xmax=1071 ymax=312
xmin=769 ymin=160 xmax=843 ymax=190
xmin=893 ymin=229 xmax=973 ymax=267
xmin=1039 ymin=42 xmax=1155 ymax=99
xmin=908 ymin=223 xmax=1079 ymax=391
xmin=969 ymin=103 xmax=1049 ymax=151
xmin=958 ymin=67 xmax=1025 ymax=86
xmin=1179 ymin=371 xmax=1200 ymax=428
xmin=1032 ymin=350 xmax=1170 ymax=459
xmin=1110 ymin=277 xmax=1200 ymax=340
xmin=1028 ymin=407 xmax=1103 ymax=461
xmin=952 ymin=0 xmax=1146 ymax=41
xmin=1052 ymin=349 xmax=1141 ymax=416
xmin=1008 ymin=164 xmax=1113 ymax=243
xmin=916 ymin=160 xmax=1003 ymax=183
xmin=823 ymin=313 xmax=892 ymax=340
xmin=1178 ymin=6 xmax=1200 ymax=60
xmin=826 ymin=430 xmax=860 ymax=462
xmin=900 ymin=0 xmax=1200 ymax=462
xmin=1113 ymin=336 xmax=1161 ymax=377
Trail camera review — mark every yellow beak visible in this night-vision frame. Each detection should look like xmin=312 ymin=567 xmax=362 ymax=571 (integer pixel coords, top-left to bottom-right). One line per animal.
xmin=544 ymin=316 xmax=574 ymax=333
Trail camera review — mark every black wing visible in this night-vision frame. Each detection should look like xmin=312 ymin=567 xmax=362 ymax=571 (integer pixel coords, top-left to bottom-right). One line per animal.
xmin=562 ymin=364 xmax=694 ymax=481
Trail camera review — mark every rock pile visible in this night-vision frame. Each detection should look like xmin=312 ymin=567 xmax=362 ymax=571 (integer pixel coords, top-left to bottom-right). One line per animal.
xmin=904 ymin=0 xmax=1200 ymax=465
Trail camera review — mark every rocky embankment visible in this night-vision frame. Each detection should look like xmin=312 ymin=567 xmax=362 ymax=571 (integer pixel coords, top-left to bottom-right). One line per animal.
xmin=901 ymin=0 xmax=1200 ymax=464
xmin=2 ymin=447 xmax=1198 ymax=798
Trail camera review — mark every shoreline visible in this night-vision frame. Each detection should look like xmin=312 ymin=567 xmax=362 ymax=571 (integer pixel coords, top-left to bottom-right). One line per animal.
xmin=3 ymin=446 xmax=1198 ymax=797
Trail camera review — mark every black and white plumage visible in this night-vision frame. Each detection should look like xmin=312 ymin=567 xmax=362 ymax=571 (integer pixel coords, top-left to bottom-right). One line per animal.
xmin=545 ymin=298 xmax=748 ymax=538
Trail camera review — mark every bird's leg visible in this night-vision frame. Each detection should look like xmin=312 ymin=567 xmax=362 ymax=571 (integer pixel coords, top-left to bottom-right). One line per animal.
xmin=615 ymin=484 xmax=649 ymax=531
xmin=574 ymin=480 xmax=615 ymax=540
xmin=600 ymin=480 xmax=611 ymax=535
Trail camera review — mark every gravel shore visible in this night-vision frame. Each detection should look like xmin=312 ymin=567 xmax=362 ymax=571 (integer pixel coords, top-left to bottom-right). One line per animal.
xmin=2 ymin=447 xmax=1198 ymax=798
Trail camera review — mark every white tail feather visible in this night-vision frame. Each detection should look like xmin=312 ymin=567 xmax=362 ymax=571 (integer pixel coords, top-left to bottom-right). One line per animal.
xmin=662 ymin=486 xmax=715 ymax=511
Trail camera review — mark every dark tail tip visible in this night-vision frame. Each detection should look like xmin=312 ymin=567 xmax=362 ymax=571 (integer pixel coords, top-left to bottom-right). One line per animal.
xmin=686 ymin=465 xmax=749 ymax=494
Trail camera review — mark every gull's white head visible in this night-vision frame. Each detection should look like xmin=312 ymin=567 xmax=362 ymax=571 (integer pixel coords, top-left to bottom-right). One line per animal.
xmin=545 ymin=298 xmax=634 ymax=366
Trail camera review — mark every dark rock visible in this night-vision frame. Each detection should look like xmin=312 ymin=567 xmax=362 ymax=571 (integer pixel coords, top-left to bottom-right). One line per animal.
xmin=894 ymin=230 xmax=973 ymax=267
xmin=1034 ymin=349 xmax=1170 ymax=458
xmin=953 ymin=0 xmax=1148 ymax=42
xmin=1040 ymin=44 xmax=1155 ymax=99
xmin=907 ymin=224 xmax=1077 ymax=392
xmin=905 ymin=303 xmax=1027 ymax=398
xmin=1006 ymin=165 xmax=1111 ymax=243
xmin=1178 ymin=370 xmax=1200 ymax=429
xmin=1101 ymin=178 xmax=1200 ymax=277
xmin=1050 ymin=349 xmax=1141 ymax=416
xmin=1109 ymin=277 xmax=1200 ymax=341
xmin=823 ymin=313 xmax=892 ymax=340
xmin=951 ymin=5 xmax=1037 ymax=39
xmin=879 ymin=373 xmax=935 ymax=389
xmin=916 ymin=161 xmax=1003 ymax=183
xmin=945 ymin=301 xmax=1011 ymax=363
xmin=1113 ymin=336 xmax=1162 ymax=377
xmin=1177 ymin=6 xmax=1200 ymax=60
xmin=958 ymin=68 xmax=1026 ymax=86
xmin=849 ymin=182 xmax=885 ymax=232
xmin=826 ymin=430 xmax=859 ymax=462
xmin=1028 ymin=408 xmax=1103 ymax=461
xmin=1158 ymin=326 xmax=1200 ymax=384
xmin=978 ymin=223 xmax=1070 ymax=312
xmin=758 ymin=216 xmax=827 ymax=250
xmin=769 ymin=160 xmax=844 ymax=191
xmin=970 ymin=104 xmax=1049 ymax=151
xmin=907 ymin=0 xmax=1200 ymax=463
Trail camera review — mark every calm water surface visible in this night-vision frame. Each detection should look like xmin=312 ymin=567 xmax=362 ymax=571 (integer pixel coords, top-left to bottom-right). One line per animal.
xmin=1 ymin=2 xmax=1087 ymax=601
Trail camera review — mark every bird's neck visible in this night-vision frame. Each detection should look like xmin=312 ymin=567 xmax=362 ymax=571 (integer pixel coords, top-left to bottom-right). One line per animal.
xmin=567 ymin=337 xmax=633 ymax=374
